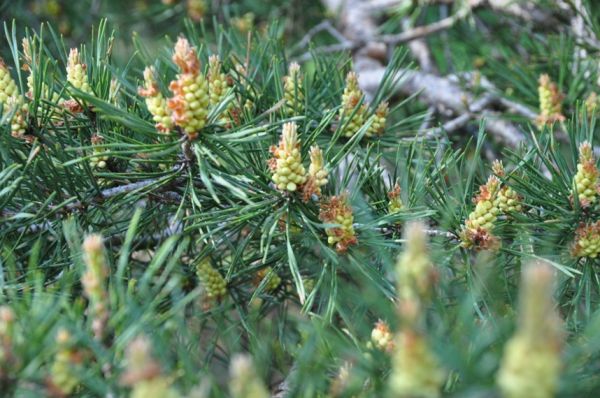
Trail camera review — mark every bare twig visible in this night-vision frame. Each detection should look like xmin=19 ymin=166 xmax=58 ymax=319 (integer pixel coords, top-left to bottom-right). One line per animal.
xmin=380 ymin=4 xmax=478 ymax=45
xmin=272 ymin=363 xmax=298 ymax=398
xmin=418 ymin=106 xmax=436 ymax=135
xmin=295 ymin=42 xmax=357 ymax=62
xmin=402 ymin=19 xmax=438 ymax=74
xmin=293 ymin=20 xmax=349 ymax=51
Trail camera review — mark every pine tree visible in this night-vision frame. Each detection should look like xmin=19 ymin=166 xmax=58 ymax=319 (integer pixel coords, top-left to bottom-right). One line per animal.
xmin=1 ymin=1 xmax=600 ymax=397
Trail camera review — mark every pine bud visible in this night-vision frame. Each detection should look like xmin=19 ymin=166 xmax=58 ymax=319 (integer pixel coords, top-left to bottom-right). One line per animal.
xmin=82 ymin=234 xmax=110 ymax=341
xmin=232 ymin=62 xmax=254 ymax=115
xmin=572 ymin=141 xmax=599 ymax=207
xmin=21 ymin=38 xmax=35 ymax=98
xmin=388 ymin=329 xmax=444 ymax=398
xmin=339 ymin=71 xmax=367 ymax=138
xmin=367 ymin=101 xmax=388 ymax=137
xmin=253 ymin=267 xmax=281 ymax=292
xmin=283 ymin=62 xmax=304 ymax=115
xmin=21 ymin=38 xmax=59 ymax=104
xmin=21 ymin=39 xmax=60 ymax=122
xmin=121 ymin=336 xmax=161 ymax=385
xmin=388 ymin=183 xmax=404 ymax=214
xmin=536 ymin=74 xmax=564 ymax=128
xmin=371 ymin=319 xmax=394 ymax=352
xmin=497 ymin=262 xmax=562 ymax=398
xmin=571 ymin=220 xmax=600 ymax=258
xmin=0 ymin=58 xmax=20 ymax=106
xmin=229 ymin=354 xmax=270 ymax=398
xmin=139 ymin=66 xmax=173 ymax=132
xmin=0 ymin=306 xmax=17 ymax=375
xmin=389 ymin=223 xmax=443 ymax=397
xmin=121 ymin=336 xmax=180 ymax=398
xmin=585 ymin=92 xmax=598 ymax=116
xmin=460 ymin=175 xmax=502 ymax=250
xmin=329 ymin=361 xmax=352 ymax=397
xmin=269 ymin=122 xmax=307 ymax=192
xmin=167 ymin=37 xmax=209 ymax=140
xmin=302 ymin=145 xmax=328 ymax=200
xmin=232 ymin=13 xmax=255 ymax=35
xmin=0 ymin=306 xmax=15 ymax=344
xmin=66 ymin=48 xmax=92 ymax=95
xmin=49 ymin=329 xmax=81 ymax=396
xmin=319 ymin=194 xmax=357 ymax=253
xmin=131 ymin=378 xmax=181 ymax=398
xmin=396 ymin=222 xmax=436 ymax=305
xmin=187 ymin=0 xmax=206 ymax=22
xmin=109 ymin=78 xmax=119 ymax=104
xmin=196 ymin=259 xmax=227 ymax=301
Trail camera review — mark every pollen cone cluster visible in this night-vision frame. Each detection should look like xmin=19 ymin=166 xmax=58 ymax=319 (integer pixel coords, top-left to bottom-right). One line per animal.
xmin=139 ymin=66 xmax=173 ymax=132
xmin=371 ymin=320 xmax=394 ymax=353
xmin=66 ymin=48 xmax=92 ymax=95
xmin=89 ymin=134 xmax=109 ymax=171
xmin=319 ymin=194 xmax=357 ymax=253
xmin=269 ymin=122 xmax=307 ymax=192
xmin=1 ymin=58 xmax=28 ymax=139
xmin=493 ymin=161 xmax=523 ymax=214
xmin=388 ymin=183 xmax=404 ymax=214
xmin=572 ymin=141 xmax=599 ymax=207
xmin=389 ymin=223 xmax=444 ymax=398
xmin=571 ymin=220 xmax=600 ymax=258
xmin=367 ymin=101 xmax=389 ymax=137
xmin=196 ymin=259 xmax=227 ymax=301
xmin=338 ymin=71 xmax=388 ymax=138
xmin=302 ymin=145 xmax=328 ymax=201
xmin=339 ymin=71 xmax=367 ymax=137
xmin=283 ymin=62 xmax=304 ymax=115
xmin=207 ymin=54 xmax=234 ymax=125
xmin=167 ymin=37 xmax=209 ymax=139
xmin=536 ymin=74 xmax=564 ymax=128
xmin=208 ymin=55 xmax=228 ymax=107
xmin=497 ymin=262 xmax=563 ymax=398
xmin=0 ymin=58 xmax=19 ymax=105
xmin=8 ymin=97 xmax=28 ymax=139
xmin=253 ymin=267 xmax=281 ymax=292
xmin=459 ymin=175 xmax=502 ymax=250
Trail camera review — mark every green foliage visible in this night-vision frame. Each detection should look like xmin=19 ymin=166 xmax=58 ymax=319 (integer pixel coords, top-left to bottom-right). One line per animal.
xmin=1 ymin=1 xmax=600 ymax=397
